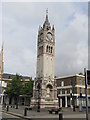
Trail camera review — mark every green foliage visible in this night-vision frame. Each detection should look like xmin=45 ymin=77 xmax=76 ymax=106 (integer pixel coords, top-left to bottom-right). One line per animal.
xmin=6 ymin=74 xmax=34 ymax=98
xmin=21 ymin=80 xmax=34 ymax=97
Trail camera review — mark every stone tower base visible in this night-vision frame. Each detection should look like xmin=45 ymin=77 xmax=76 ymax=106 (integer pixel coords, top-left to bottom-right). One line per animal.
xmin=30 ymin=98 xmax=58 ymax=108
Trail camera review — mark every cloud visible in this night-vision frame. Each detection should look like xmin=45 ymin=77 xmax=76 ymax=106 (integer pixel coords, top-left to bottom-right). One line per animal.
xmin=1 ymin=0 xmax=89 ymax=2
xmin=2 ymin=2 xmax=88 ymax=78
xmin=55 ymin=9 xmax=88 ymax=76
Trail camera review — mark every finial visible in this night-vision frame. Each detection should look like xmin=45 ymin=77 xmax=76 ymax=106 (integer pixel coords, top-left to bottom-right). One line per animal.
xmin=46 ymin=8 xmax=48 ymax=16
xmin=46 ymin=8 xmax=48 ymax=22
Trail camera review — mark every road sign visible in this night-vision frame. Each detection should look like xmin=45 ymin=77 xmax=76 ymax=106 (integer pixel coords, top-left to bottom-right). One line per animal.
xmin=87 ymin=70 xmax=90 ymax=85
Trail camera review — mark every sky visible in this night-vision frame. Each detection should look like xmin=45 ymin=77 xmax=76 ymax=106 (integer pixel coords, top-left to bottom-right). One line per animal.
xmin=0 ymin=1 xmax=88 ymax=78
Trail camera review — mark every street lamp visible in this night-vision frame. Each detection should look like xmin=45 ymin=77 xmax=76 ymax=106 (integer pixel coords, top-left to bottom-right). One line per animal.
xmin=4 ymin=91 xmax=6 ymax=107
xmin=57 ymin=94 xmax=60 ymax=108
xmin=70 ymin=80 xmax=75 ymax=111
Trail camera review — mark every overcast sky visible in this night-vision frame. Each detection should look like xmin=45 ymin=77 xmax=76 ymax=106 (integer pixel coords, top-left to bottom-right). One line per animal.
xmin=0 ymin=1 xmax=88 ymax=78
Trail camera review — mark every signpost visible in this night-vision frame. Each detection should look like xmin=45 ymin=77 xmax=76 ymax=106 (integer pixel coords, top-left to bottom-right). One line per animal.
xmin=84 ymin=68 xmax=88 ymax=120
xmin=79 ymin=93 xmax=82 ymax=112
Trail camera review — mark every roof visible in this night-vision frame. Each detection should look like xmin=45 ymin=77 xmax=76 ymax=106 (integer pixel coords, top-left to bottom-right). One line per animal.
xmin=3 ymin=73 xmax=31 ymax=80
xmin=56 ymin=74 xmax=85 ymax=80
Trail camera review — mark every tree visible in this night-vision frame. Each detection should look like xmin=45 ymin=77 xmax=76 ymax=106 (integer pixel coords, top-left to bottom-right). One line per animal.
xmin=6 ymin=74 xmax=22 ymax=108
xmin=21 ymin=80 xmax=34 ymax=97
xmin=6 ymin=74 xmax=34 ymax=107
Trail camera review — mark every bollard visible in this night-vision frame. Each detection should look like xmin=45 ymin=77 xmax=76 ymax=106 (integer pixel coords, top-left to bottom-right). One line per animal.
xmin=73 ymin=105 xmax=75 ymax=111
xmin=24 ymin=108 xmax=27 ymax=116
xmin=5 ymin=103 xmax=6 ymax=108
xmin=59 ymin=113 xmax=63 ymax=120
xmin=13 ymin=105 xmax=15 ymax=108
xmin=7 ymin=105 xmax=9 ymax=111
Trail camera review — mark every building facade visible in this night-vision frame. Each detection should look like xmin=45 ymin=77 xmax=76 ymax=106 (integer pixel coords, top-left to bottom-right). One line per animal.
xmin=0 ymin=73 xmax=32 ymax=106
xmin=31 ymin=10 xmax=58 ymax=108
xmin=56 ymin=74 xmax=90 ymax=108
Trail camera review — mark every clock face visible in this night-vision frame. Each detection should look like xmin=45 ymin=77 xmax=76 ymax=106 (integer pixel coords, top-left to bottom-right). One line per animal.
xmin=46 ymin=32 xmax=52 ymax=41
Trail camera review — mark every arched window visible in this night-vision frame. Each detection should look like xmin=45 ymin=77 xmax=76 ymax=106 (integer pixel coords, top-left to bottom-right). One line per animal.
xmin=46 ymin=45 xmax=48 ymax=52
xmin=49 ymin=46 xmax=50 ymax=52
xmin=51 ymin=47 xmax=53 ymax=53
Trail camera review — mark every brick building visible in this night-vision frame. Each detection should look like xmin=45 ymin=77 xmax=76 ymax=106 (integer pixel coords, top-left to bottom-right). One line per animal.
xmin=56 ymin=74 xmax=90 ymax=108
xmin=0 ymin=73 xmax=32 ymax=106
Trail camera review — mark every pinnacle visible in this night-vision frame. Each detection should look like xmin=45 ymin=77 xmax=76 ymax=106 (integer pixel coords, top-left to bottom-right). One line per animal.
xmin=43 ymin=9 xmax=50 ymax=29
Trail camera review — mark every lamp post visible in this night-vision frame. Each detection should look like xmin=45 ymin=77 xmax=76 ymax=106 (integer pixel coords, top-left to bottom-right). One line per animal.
xmin=57 ymin=95 xmax=60 ymax=108
xmin=4 ymin=91 xmax=6 ymax=108
xmin=16 ymin=84 xmax=20 ymax=109
xmin=58 ymin=96 xmax=60 ymax=108
xmin=71 ymin=80 xmax=75 ymax=111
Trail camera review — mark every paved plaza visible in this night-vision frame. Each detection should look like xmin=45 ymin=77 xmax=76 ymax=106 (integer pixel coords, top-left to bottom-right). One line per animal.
xmin=1 ymin=106 xmax=90 ymax=120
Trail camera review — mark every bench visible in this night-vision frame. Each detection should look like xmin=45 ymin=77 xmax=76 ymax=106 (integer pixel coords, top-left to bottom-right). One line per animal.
xmin=11 ymin=105 xmax=15 ymax=108
xmin=48 ymin=107 xmax=61 ymax=114
xmin=25 ymin=107 xmax=32 ymax=110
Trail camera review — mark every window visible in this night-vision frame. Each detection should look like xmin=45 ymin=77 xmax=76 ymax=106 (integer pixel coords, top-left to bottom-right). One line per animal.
xmin=49 ymin=46 xmax=50 ymax=52
xmin=84 ymin=80 xmax=85 ymax=85
xmin=62 ymin=89 xmax=64 ymax=94
xmin=84 ymin=88 xmax=86 ymax=94
xmin=51 ymin=47 xmax=53 ymax=53
xmin=79 ymin=80 xmax=82 ymax=85
xmin=70 ymin=80 xmax=73 ymax=85
xmin=70 ymin=89 xmax=72 ymax=93
xmin=46 ymin=45 xmax=48 ymax=52
xmin=80 ymin=87 xmax=82 ymax=93
xmin=61 ymin=81 xmax=64 ymax=87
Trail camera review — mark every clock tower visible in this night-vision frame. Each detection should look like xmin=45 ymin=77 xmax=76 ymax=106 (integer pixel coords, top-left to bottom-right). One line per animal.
xmin=31 ymin=10 xmax=58 ymax=108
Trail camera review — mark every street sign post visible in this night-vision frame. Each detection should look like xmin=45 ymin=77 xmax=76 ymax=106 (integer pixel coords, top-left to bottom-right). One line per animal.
xmin=84 ymin=68 xmax=88 ymax=120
